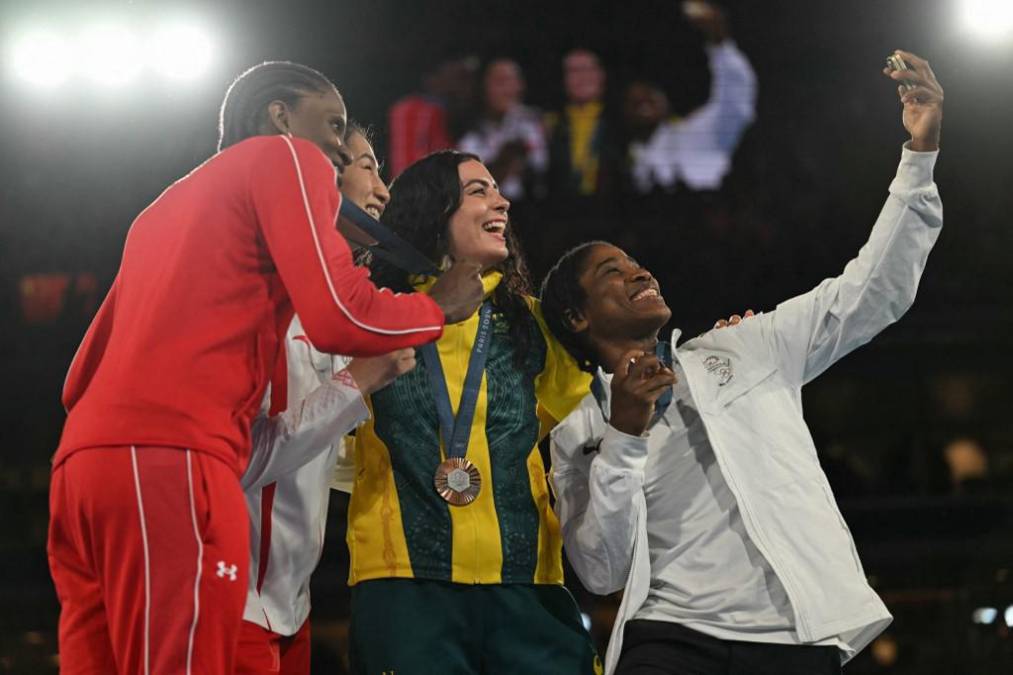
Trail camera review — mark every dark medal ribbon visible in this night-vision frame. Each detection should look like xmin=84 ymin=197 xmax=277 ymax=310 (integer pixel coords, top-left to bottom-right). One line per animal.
xmin=420 ymin=302 xmax=494 ymax=506
xmin=338 ymin=200 xmax=439 ymax=275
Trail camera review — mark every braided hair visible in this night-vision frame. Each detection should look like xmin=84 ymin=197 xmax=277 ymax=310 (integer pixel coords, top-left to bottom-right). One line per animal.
xmin=370 ymin=150 xmax=537 ymax=372
xmin=539 ymin=240 xmax=611 ymax=373
xmin=218 ymin=61 xmax=338 ymax=151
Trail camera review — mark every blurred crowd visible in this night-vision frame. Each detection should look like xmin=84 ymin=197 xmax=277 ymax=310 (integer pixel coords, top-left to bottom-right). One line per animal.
xmin=388 ymin=2 xmax=756 ymax=203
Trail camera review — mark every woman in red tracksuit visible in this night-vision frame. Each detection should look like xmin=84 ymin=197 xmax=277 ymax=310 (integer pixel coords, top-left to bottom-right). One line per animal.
xmin=47 ymin=61 xmax=481 ymax=675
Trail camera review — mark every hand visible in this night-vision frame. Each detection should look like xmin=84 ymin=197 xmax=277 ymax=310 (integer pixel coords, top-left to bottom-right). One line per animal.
xmin=683 ymin=1 xmax=728 ymax=43
xmin=714 ymin=309 xmax=755 ymax=329
xmin=344 ymin=348 xmax=417 ymax=395
xmin=490 ymin=139 xmax=529 ymax=181
xmin=882 ymin=50 xmax=943 ymax=152
xmin=608 ymin=350 xmax=677 ymax=437
xmin=427 ymin=260 xmax=485 ymax=324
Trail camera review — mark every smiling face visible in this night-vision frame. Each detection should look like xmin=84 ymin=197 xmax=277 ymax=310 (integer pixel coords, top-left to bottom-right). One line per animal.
xmin=571 ymin=243 xmax=671 ymax=347
xmin=339 ymin=131 xmax=389 ymax=218
xmin=446 ymin=160 xmax=511 ymax=270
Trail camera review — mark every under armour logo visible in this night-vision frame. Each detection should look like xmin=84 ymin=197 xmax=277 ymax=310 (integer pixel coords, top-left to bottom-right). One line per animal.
xmin=703 ymin=355 xmax=733 ymax=386
xmin=216 ymin=561 xmax=238 ymax=581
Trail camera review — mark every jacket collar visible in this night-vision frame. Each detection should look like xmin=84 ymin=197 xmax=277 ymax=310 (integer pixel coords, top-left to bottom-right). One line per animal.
xmin=412 ymin=270 xmax=503 ymax=302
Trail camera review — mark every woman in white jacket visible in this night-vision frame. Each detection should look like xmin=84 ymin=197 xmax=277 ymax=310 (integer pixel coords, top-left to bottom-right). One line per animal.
xmin=539 ymin=51 xmax=943 ymax=675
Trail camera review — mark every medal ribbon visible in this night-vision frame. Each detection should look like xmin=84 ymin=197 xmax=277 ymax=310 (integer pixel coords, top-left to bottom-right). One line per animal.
xmin=339 ymin=200 xmax=439 ymax=275
xmin=419 ymin=302 xmax=494 ymax=458
xmin=592 ymin=339 xmax=673 ymax=422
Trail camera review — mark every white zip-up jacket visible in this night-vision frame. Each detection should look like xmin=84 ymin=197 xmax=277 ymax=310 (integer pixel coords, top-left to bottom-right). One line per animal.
xmin=550 ymin=145 xmax=941 ymax=675
xmin=241 ymin=316 xmax=366 ymax=635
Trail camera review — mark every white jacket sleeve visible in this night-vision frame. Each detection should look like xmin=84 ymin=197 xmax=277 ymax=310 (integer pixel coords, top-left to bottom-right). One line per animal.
xmin=242 ymin=371 xmax=369 ymax=491
xmin=769 ymin=145 xmax=942 ymax=384
xmin=678 ymin=40 xmax=757 ymax=153
xmin=551 ymin=422 xmax=649 ymax=595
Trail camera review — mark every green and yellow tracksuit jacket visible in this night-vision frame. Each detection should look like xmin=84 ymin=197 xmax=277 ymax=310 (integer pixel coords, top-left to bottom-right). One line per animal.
xmin=347 ymin=272 xmax=591 ymax=586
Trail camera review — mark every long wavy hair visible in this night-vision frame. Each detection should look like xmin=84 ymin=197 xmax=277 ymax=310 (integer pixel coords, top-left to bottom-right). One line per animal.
xmin=371 ymin=150 xmax=537 ymax=371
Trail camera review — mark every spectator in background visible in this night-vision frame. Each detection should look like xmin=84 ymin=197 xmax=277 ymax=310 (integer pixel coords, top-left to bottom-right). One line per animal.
xmin=459 ymin=58 xmax=548 ymax=200
xmin=623 ymin=1 xmax=756 ymax=194
xmin=546 ymin=48 xmax=620 ymax=198
xmin=387 ymin=55 xmax=478 ymax=178
xmin=942 ymin=437 xmax=991 ymax=495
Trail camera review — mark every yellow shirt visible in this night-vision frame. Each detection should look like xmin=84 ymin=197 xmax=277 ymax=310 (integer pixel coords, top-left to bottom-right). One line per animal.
xmin=347 ymin=272 xmax=591 ymax=585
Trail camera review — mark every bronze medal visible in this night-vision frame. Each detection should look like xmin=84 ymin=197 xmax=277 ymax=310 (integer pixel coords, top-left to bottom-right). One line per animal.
xmin=434 ymin=457 xmax=481 ymax=506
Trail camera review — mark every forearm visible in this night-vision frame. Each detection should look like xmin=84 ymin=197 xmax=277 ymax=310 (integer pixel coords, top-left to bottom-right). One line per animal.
xmin=298 ymin=262 xmax=445 ymax=355
xmin=703 ymin=40 xmax=757 ymax=138
xmin=554 ymin=426 xmax=648 ymax=594
xmin=774 ymin=144 xmax=942 ymax=383
xmin=242 ymin=370 xmax=368 ymax=490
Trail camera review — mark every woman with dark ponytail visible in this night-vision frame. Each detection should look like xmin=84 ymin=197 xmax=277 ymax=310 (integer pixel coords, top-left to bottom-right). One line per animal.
xmin=346 ymin=150 xmax=602 ymax=673
xmin=48 ymin=62 xmax=481 ymax=675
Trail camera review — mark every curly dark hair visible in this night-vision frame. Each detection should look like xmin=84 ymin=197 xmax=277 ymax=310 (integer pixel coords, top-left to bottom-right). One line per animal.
xmin=539 ymin=240 xmax=611 ymax=373
xmin=370 ymin=150 xmax=537 ymax=371
xmin=218 ymin=61 xmax=338 ymax=151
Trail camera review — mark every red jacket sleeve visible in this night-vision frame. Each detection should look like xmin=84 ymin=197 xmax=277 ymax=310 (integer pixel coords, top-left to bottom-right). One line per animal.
xmin=250 ymin=136 xmax=444 ymax=356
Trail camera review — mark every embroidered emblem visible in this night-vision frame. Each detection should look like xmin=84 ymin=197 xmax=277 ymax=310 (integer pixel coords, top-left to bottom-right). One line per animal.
xmin=216 ymin=561 xmax=238 ymax=581
xmin=702 ymin=355 xmax=733 ymax=386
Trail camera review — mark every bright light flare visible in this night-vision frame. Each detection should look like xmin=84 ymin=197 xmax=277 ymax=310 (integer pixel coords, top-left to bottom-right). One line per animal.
xmin=10 ymin=30 xmax=73 ymax=87
xmin=1005 ymin=605 xmax=1013 ymax=628
xmin=79 ymin=24 xmax=143 ymax=86
xmin=149 ymin=23 xmax=214 ymax=80
xmin=960 ymin=0 xmax=1013 ymax=39
xmin=971 ymin=607 xmax=998 ymax=624
xmin=7 ymin=18 xmax=216 ymax=89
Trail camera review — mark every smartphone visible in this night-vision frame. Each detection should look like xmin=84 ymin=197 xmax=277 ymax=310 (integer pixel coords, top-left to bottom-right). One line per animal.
xmin=886 ymin=53 xmax=916 ymax=92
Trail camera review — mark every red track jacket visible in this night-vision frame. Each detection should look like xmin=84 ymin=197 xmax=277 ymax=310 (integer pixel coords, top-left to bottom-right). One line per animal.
xmin=55 ymin=135 xmax=444 ymax=476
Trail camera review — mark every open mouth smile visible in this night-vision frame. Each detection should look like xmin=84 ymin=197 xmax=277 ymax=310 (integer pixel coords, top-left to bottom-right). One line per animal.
xmin=629 ymin=284 xmax=664 ymax=304
xmin=481 ymin=219 xmax=507 ymax=239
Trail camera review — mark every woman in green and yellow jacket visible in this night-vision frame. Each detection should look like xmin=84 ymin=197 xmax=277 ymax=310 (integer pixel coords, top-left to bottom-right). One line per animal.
xmin=346 ymin=150 xmax=601 ymax=674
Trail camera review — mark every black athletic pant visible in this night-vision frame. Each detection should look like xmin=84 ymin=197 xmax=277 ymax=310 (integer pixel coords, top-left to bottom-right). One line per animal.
xmin=615 ymin=619 xmax=842 ymax=675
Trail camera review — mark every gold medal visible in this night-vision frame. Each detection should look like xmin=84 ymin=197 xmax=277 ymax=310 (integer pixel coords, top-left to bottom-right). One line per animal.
xmin=434 ymin=457 xmax=481 ymax=506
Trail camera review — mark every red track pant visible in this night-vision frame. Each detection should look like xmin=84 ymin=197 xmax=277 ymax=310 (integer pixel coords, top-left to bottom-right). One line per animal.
xmin=48 ymin=446 xmax=249 ymax=674
xmin=235 ymin=619 xmax=311 ymax=675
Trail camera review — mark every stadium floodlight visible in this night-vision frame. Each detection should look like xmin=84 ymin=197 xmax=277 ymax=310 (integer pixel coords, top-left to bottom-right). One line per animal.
xmin=78 ymin=23 xmax=143 ymax=86
xmin=960 ymin=0 xmax=1013 ymax=39
xmin=148 ymin=23 xmax=214 ymax=81
xmin=10 ymin=30 xmax=73 ymax=87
